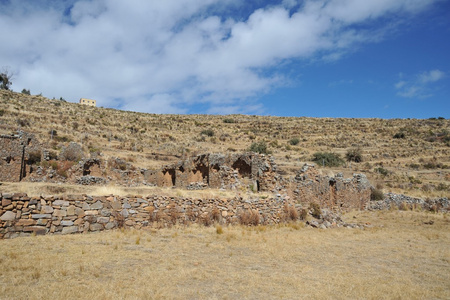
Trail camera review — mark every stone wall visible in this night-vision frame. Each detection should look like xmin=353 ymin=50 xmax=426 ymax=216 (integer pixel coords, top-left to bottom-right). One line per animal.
xmin=289 ymin=164 xmax=371 ymax=211
xmin=145 ymin=153 xmax=278 ymax=191
xmin=0 ymin=192 xmax=308 ymax=239
xmin=0 ymin=131 xmax=42 ymax=182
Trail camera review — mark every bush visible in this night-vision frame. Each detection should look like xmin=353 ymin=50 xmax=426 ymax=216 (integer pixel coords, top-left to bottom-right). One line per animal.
xmin=375 ymin=167 xmax=389 ymax=176
xmin=312 ymin=152 xmax=344 ymax=167
xmin=370 ymin=188 xmax=384 ymax=200
xmin=309 ymin=202 xmax=321 ymax=219
xmin=393 ymin=132 xmax=405 ymax=139
xmin=59 ymin=142 xmax=84 ymax=162
xmin=248 ymin=141 xmax=268 ymax=154
xmin=0 ymin=109 xmax=5 ymax=116
xmin=345 ymin=148 xmax=363 ymax=163
xmin=239 ymin=209 xmax=260 ymax=226
xmin=21 ymin=89 xmax=30 ymax=95
xmin=289 ymin=137 xmax=300 ymax=146
xmin=27 ymin=150 xmax=41 ymax=165
xmin=200 ymin=129 xmax=214 ymax=137
xmin=223 ymin=118 xmax=235 ymax=123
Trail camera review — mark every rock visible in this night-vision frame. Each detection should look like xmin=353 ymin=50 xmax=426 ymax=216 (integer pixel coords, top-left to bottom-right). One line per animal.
xmin=53 ymin=209 xmax=67 ymax=217
xmin=2 ymin=199 xmax=12 ymax=207
xmin=1 ymin=211 xmax=16 ymax=221
xmin=90 ymin=201 xmax=103 ymax=210
xmin=120 ymin=209 xmax=129 ymax=218
xmin=105 ymin=222 xmax=116 ymax=230
xmin=84 ymin=210 xmax=99 ymax=216
xmin=41 ymin=205 xmax=54 ymax=214
xmin=61 ymin=226 xmax=79 ymax=234
xmin=89 ymin=223 xmax=103 ymax=231
xmin=221 ymin=211 xmax=228 ymax=217
xmin=31 ymin=214 xmax=52 ymax=219
xmin=23 ymin=226 xmax=47 ymax=235
xmin=122 ymin=202 xmax=131 ymax=209
xmin=97 ymin=217 xmax=109 ymax=224
xmin=61 ymin=220 xmax=74 ymax=226
xmin=1 ymin=193 xmax=13 ymax=199
xmin=15 ymin=219 xmax=36 ymax=226
xmin=53 ymin=200 xmax=70 ymax=207
xmin=111 ymin=201 xmax=122 ymax=210
xmin=67 ymin=205 xmax=76 ymax=216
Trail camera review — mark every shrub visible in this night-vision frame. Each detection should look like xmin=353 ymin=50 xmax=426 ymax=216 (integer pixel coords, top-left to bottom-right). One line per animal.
xmin=59 ymin=142 xmax=84 ymax=162
xmin=289 ymin=137 xmax=300 ymax=146
xmin=17 ymin=119 xmax=30 ymax=127
xmin=345 ymin=148 xmax=363 ymax=163
xmin=223 ymin=118 xmax=235 ymax=123
xmin=239 ymin=209 xmax=260 ymax=226
xmin=21 ymin=89 xmax=30 ymax=95
xmin=283 ymin=204 xmax=299 ymax=221
xmin=0 ymin=109 xmax=4 ymax=116
xmin=309 ymin=202 xmax=321 ymax=219
xmin=312 ymin=152 xmax=344 ymax=167
xmin=200 ymin=129 xmax=214 ymax=137
xmin=393 ymin=132 xmax=405 ymax=139
xmin=370 ymin=188 xmax=384 ymax=200
xmin=248 ymin=141 xmax=268 ymax=154
xmin=375 ymin=167 xmax=389 ymax=176
xmin=27 ymin=150 xmax=41 ymax=165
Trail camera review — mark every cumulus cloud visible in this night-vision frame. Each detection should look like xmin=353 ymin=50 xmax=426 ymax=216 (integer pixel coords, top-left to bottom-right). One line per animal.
xmin=0 ymin=0 xmax=439 ymax=114
xmin=395 ymin=69 xmax=445 ymax=98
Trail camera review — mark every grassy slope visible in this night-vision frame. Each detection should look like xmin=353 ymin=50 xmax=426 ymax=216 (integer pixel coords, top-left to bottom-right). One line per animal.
xmin=0 ymin=211 xmax=448 ymax=299
xmin=0 ymin=90 xmax=449 ymax=198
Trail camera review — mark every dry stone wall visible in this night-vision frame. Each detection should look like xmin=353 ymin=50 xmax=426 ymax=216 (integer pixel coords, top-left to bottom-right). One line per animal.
xmin=0 ymin=131 xmax=42 ymax=182
xmin=0 ymin=192 xmax=310 ymax=239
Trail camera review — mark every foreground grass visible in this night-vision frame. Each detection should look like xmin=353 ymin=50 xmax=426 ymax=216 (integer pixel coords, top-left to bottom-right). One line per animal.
xmin=0 ymin=211 xmax=449 ymax=299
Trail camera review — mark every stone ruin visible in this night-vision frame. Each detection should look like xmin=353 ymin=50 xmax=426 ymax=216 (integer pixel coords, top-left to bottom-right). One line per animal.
xmin=0 ymin=131 xmax=42 ymax=182
xmin=143 ymin=153 xmax=279 ymax=191
xmin=0 ymin=131 xmax=373 ymax=212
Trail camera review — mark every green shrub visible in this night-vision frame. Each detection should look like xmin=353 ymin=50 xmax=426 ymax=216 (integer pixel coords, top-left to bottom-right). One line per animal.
xmin=248 ymin=141 xmax=268 ymax=154
xmin=223 ymin=118 xmax=235 ymax=123
xmin=345 ymin=148 xmax=363 ymax=163
xmin=289 ymin=137 xmax=300 ymax=145
xmin=312 ymin=152 xmax=344 ymax=167
xmin=0 ymin=109 xmax=5 ymax=116
xmin=21 ymin=88 xmax=30 ymax=95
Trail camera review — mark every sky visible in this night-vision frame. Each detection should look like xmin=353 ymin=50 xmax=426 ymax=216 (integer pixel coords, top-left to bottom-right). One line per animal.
xmin=0 ymin=0 xmax=449 ymax=118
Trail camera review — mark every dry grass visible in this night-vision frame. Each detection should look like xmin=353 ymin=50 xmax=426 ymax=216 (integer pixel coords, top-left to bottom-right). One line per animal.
xmin=1 ymin=90 xmax=449 ymax=198
xmin=1 ymin=211 xmax=448 ymax=299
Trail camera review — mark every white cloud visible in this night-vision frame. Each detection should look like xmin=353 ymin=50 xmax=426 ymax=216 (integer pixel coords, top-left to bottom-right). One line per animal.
xmin=419 ymin=69 xmax=445 ymax=83
xmin=395 ymin=69 xmax=445 ymax=98
xmin=0 ymin=0 xmax=439 ymax=114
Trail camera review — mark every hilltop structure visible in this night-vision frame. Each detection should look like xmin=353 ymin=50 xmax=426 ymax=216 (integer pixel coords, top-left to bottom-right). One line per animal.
xmin=79 ymin=98 xmax=96 ymax=107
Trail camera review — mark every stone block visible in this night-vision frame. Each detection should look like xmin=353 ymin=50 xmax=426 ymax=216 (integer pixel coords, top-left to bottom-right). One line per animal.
xmin=85 ymin=210 xmax=98 ymax=216
xmin=97 ymin=217 xmax=110 ymax=224
xmin=53 ymin=200 xmax=70 ymax=207
xmin=2 ymin=199 xmax=12 ymax=207
xmin=53 ymin=209 xmax=67 ymax=217
xmin=41 ymin=205 xmax=54 ymax=214
xmin=23 ymin=226 xmax=47 ymax=235
xmin=61 ymin=220 xmax=74 ymax=226
xmin=89 ymin=223 xmax=103 ymax=231
xmin=31 ymin=214 xmax=52 ymax=219
xmin=90 ymin=201 xmax=103 ymax=210
xmin=61 ymin=226 xmax=79 ymax=235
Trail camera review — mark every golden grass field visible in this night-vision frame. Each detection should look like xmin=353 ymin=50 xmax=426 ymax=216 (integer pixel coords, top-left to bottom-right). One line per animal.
xmin=1 ymin=210 xmax=449 ymax=300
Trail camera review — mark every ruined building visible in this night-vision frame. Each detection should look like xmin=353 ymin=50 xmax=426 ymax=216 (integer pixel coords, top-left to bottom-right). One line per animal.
xmin=0 ymin=131 xmax=42 ymax=182
xmin=144 ymin=153 xmax=279 ymax=191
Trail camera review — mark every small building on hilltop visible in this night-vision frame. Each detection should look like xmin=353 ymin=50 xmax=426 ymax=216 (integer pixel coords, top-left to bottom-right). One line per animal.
xmin=79 ymin=98 xmax=96 ymax=107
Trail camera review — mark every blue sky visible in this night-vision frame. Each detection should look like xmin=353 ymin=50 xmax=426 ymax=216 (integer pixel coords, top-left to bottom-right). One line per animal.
xmin=0 ymin=0 xmax=449 ymax=118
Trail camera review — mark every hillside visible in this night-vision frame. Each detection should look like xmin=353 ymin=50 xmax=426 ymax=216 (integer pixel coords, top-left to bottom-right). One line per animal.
xmin=0 ymin=89 xmax=449 ymax=198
